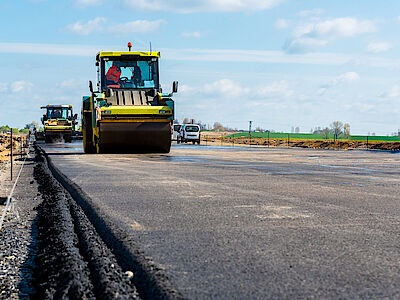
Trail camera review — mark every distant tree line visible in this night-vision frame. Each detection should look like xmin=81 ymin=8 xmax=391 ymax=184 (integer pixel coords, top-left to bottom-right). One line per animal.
xmin=311 ymin=121 xmax=350 ymax=139
xmin=178 ymin=118 xmax=400 ymax=137
xmin=177 ymin=118 xmax=237 ymax=131
xmin=0 ymin=121 xmax=40 ymax=134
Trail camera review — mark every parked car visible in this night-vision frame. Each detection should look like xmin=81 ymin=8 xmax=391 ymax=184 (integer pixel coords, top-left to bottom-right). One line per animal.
xmin=177 ymin=124 xmax=201 ymax=144
xmin=172 ymin=124 xmax=182 ymax=141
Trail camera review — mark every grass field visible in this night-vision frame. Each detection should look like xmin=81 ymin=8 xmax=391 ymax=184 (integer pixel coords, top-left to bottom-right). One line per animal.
xmin=226 ymin=132 xmax=400 ymax=142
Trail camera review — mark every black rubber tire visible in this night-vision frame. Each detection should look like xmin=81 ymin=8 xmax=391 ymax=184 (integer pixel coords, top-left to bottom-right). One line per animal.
xmin=64 ymin=135 xmax=72 ymax=143
xmin=160 ymin=144 xmax=171 ymax=153
xmin=83 ymin=141 xmax=96 ymax=154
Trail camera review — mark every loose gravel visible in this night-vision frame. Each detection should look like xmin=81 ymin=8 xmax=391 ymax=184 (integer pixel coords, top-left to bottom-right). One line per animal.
xmin=1 ymin=145 xmax=141 ymax=299
xmin=0 ymin=152 xmax=39 ymax=299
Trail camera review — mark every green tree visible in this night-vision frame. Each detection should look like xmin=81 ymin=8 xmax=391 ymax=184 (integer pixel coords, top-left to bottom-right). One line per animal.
xmin=0 ymin=125 xmax=11 ymax=133
xmin=330 ymin=121 xmax=343 ymax=140
xmin=24 ymin=121 xmax=39 ymax=130
xmin=343 ymin=123 xmax=350 ymax=138
xmin=323 ymin=127 xmax=331 ymax=139
xmin=213 ymin=122 xmax=225 ymax=131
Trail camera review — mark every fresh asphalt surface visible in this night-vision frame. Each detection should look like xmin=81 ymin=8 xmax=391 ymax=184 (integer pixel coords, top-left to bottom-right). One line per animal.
xmin=39 ymin=141 xmax=400 ymax=298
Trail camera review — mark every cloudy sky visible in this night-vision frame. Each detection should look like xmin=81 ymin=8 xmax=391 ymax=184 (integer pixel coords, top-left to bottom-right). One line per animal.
xmin=1 ymin=0 xmax=400 ymax=134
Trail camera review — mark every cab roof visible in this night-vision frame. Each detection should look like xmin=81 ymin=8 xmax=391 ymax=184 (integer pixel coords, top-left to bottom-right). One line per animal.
xmin=41 ymin=105 xmax=72 ymax=109
xmin=97 ymin=51 xmax=160 ymax=61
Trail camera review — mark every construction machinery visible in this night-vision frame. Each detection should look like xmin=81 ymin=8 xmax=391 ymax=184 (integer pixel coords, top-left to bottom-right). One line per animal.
xmin=82 ymin=43 xmax=177 ymax=153
xmin=41 ymin=104 xmax=78 ymax=143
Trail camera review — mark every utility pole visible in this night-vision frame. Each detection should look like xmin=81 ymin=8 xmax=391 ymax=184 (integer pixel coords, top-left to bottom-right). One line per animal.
xmin=249 ymin=121 xmax=252 ymax=146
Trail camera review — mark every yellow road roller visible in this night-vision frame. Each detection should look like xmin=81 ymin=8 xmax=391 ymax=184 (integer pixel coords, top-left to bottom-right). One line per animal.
xmin=41 ymin=104 xmax=77 ymax=143
xmin=82 ymin=43 xmax=177 ymax=153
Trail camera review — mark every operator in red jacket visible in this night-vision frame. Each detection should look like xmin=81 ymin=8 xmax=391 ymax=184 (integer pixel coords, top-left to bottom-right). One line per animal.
xmin=106 ymin=61 xmax=122 ymax=88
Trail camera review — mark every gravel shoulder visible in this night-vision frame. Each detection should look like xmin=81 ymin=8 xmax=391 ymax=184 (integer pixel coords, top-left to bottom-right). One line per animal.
xmin=0 ymin=144 xmax=141 ymax=299
xmin=0 ymin=149 xmax=40 ymax=299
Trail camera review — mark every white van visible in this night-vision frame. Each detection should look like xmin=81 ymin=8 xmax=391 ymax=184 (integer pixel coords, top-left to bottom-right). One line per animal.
xmin=177 ymin=124 xmax=201 ymax=144
xmin=172 ymin=124 xmax=182 ymax=141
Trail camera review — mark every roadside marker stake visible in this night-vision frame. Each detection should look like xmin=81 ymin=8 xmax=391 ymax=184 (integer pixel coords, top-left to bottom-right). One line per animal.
xmin=10 ymin=129 xmax=13 ymax=180
xmin=0 ymin=139 xmax=30 ymax=230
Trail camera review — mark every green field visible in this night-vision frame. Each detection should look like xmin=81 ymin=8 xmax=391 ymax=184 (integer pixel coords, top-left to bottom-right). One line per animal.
xmin=225 ymin=132 xmax=400 ymax=142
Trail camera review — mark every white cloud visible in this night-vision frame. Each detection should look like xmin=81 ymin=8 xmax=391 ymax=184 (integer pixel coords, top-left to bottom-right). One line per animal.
xmin=0 ymin=42 xmax=99 ymax=56
xmin=203 ymin=79 xmax=249 ymax=98
xmin=297 ymin=8 xmax=324 ymax=17
xmin=10 ymin=81 xmax=33 ymax=93
xmin=319 ymin=72 xmax=360 ymax=94
xmin=258 ymin=80 xmax=293 ymax=98
xmin=66 ymin=17 xmax=163 ymax=35
xmin=284 ymin=17 xmax=377 ymax=53
xmin=181 ymin=31 xmax=202 ymax=38
xmin=123 ymin=0 xmax=284 ymax=13
xmin=162 ymin=48 xmax=353 ymax=65
xmin=380 ymin=84 xmax=400 ymax=98
xmin=0 ymin=42 xmax=399 ymax=69
xmin=338 ymin=72 xmax=360 ymax=82
xmin=0 ymin=81 xmax=34 ymax=93
xmin=0 ymin=83 xmax=8 ymax=93
xmin=57 ymin=79 xmax=88 ymax=90
xmin=111 ymin=20 xmax=164 ymax=34
xmin=181 ymin=79 xmax=292 ymax=100
xmin=179 ymin=84 xmax=196 ymax=95
xmin=74 ymin=0 xmax=102 ymax=7
xmin=66 ymin=17 xmax=106 ymax=35
xmin=275 ymin=19 xmax=289 ymax=29
xmin=58 ymin=79 xmax=77 ymax=89
xmin=366 ymin=42 xmax=391 ymax=53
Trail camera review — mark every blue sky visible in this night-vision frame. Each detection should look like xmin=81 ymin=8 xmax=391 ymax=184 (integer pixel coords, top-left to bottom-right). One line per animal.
xmin=1 ymin=0 xmax=400 ymax=135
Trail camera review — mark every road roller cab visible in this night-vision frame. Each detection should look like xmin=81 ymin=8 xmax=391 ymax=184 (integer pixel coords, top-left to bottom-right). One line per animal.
xmin=82 ymin=43 xmax=177 ymax=153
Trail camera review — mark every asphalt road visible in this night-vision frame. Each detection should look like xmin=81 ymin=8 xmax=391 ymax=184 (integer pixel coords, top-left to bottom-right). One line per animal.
xmin=39 ymin=141 xmax=400 ymax=299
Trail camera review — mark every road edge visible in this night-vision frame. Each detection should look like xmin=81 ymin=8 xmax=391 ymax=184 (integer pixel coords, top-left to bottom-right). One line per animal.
xmin=36 ymin=144 xmax=184 ymax=300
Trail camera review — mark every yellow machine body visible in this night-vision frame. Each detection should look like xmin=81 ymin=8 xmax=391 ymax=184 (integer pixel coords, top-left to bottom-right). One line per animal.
xmin=41 ymin=104 xmax=76 ymax=143
xmin=82 ymin=48 xmax=176 ymax=153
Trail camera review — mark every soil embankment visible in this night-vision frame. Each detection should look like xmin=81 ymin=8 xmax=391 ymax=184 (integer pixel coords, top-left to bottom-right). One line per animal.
xmin=0 ymin=133 xmax=26 ymax=162
xmin=202 ymin=132 xmax=400 ymax=151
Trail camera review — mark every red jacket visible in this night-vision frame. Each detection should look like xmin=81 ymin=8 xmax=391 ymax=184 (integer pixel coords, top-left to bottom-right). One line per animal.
xmin=106 ymin=65 xmax=121 ymax=83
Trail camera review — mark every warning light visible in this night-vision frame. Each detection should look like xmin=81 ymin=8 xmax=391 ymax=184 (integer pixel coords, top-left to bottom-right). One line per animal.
xmin=128 ymin=42 xmax=132 ymax=51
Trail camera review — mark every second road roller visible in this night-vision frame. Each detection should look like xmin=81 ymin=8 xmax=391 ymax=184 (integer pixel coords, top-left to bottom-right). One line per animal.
xmin=82 ymin=42 xmax=177 ymax=153
xmin=41 ymin=104 xmax=78 ymax=143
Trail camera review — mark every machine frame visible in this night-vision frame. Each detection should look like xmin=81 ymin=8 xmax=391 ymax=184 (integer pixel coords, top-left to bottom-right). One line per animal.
xmin=41 ymin=104 xmax=77 ymax=143
xmin=82 ymin=47 xmax=178 ymax=154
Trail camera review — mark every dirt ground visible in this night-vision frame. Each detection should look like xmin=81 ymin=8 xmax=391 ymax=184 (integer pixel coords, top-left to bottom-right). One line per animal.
xmin=0 ymin=133 xmax=26 ymax=163
xmin=201 ymin=132 xmax=400 ymax=151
